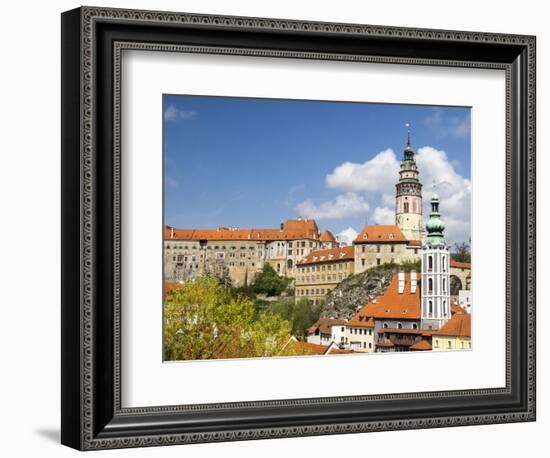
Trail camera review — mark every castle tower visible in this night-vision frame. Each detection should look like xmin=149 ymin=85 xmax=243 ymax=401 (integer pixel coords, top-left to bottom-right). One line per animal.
xmin=420 ymin=193 xmax=451 ymax=330
xmin=395 ymin=129 xmax=423 ymax=241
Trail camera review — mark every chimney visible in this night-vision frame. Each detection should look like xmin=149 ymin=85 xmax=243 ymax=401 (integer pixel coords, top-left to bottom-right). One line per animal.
xmin=170 ymin=227 xmax=174 ymax=239
xmin=410 ymin=271 xmax=417 ymax=293
xmin=280 ymin=221 xmax=284 ymax=230
xmin=398 ymin=271 xmax=405 ymax=294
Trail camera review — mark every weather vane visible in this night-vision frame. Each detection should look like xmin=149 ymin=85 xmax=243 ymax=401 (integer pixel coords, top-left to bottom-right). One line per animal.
xmin=405 ymin=123 xmax=411 ymax=145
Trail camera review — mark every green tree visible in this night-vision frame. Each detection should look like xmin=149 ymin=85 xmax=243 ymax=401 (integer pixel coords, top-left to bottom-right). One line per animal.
xmin=252 ymin=264 xmax=292 ymax=296
xmin=270 ymin=297 xmax=322 ymax=339
xmin=163 ymin=277 xmax=298 ymax=361
xmin=452 ymin=241 xmax=471 ymax=263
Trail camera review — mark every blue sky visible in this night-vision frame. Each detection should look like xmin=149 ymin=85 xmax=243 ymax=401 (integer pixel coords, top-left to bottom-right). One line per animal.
xmin=163 ymin=95 xmax=471 ymax=245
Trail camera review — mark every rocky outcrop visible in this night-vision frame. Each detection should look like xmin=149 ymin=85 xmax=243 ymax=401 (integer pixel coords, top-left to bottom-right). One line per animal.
xmin=321 ymin=264 xmax=397 ymax=320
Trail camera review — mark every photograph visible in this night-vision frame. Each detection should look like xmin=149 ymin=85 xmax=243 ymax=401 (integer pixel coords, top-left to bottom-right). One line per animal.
xmin=162 ymin=95 xmax=472 ymax=361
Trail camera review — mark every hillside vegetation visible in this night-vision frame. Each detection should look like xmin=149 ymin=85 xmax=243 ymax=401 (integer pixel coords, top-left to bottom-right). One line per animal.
xmin=321 ymin=260 xmax=420 ymax=320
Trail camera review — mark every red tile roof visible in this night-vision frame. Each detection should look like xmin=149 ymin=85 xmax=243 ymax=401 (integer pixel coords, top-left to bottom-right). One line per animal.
xmin=297 ymin=245 xmax=354 ymax=266
xmin=377 ymin=327 xmax=425 ymax=335
xmin=451 ymin=304 xmax=467 ymax=315
xmin=352 ymin=272 xmax=421 ymax=321
xmin=432 ymin=313 xmax=471 ymax=337
xmin=348 ymin=316 xmax=375 ymax=328
xmin=285 ymin=340 xmax=329 ymax=355
xmin=450 ymin=260 xmax=471 ymax=270
xmin=319 ymin=230 xmax=337 ymax=242
xmin=410 ymin=339 xmax=432 ymax=351
xmin=353 ymin=225 xmax=408 ymax=244
xmin=164 ymin=218 xmax=320 ymax=242
xmin=307 ymin=318 xmax=347 ymax=335
xmin=378 ymin=338 xmax=395 ymax=347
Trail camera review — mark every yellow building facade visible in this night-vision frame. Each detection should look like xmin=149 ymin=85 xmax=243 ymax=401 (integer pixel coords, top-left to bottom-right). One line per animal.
xmin=295 ymin=246 xmax=354 ymax=305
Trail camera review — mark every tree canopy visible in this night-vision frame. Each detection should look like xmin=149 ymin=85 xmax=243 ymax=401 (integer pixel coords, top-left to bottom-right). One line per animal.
xmin=452 ymin=241 xmax=471 ymax=263
xmin=163 ymin=277 xmax=299 ymax=361
xmin=251 ymin=264 xmax=292 ymax=296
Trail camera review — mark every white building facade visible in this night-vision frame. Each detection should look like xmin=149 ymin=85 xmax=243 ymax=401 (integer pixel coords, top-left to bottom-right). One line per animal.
xmin=421 ymin=194 xmax=452 ymax=330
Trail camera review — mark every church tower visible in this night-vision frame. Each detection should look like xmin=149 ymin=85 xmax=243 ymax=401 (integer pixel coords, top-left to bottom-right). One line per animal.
xmin=395 ymin=130 xmax=423 ymax=241
xmin=420 ymin=193 xmax=451 ymax=330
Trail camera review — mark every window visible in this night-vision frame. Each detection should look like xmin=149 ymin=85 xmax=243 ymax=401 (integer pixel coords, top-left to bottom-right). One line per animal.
xmin=428 ymin=278 xmax=433 ymax=293
xmin=428 ymin=255 xmax=433 ymax=270
xmin=383 ymin=323 xmax=388 ymax=328
xmin=442 ymin=255 xmax=447 ymax=271
xmin=429 ymin=300 xmax=433 ymax=314
xmin=412 ymin=323 xmax=418 ymax=330
xmin=447 ymin=341 xmax=452 ymax=349
xmin=361 ymin=259 xmax=365 ymax=266
xmin=443 ymin=278 xmax=447 ymax=293
xmin=397 ymin=323 xmax=402 ymax=329
xmin=369 ymin=342 xmax=372 ymax=349
xmin=287 ymin=259 xmax=293 ymax=269
xmin=391 ymin=245 xmax=395 ymax=253
xmin=377 ymin=259 xmax=381 ymax=266
xmin=376 ymin=244 xmax=381 ymax=253
xmin=404 ymin=202 xmax=409 ymax=213
xmin=362 ymin=246 xmax=365 ymax=253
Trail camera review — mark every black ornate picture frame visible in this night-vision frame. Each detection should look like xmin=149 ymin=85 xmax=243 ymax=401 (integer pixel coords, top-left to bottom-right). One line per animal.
xmin=61 ymin=6 xmax=536 ymax=451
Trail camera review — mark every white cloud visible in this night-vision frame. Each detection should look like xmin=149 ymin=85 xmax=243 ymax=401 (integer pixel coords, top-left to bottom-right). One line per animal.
xmin=422 ymin=108 xmax=470 ymax=139
xmin=165 ymin=176 xmax=178 ymax=188
xmin=335 ymin=227 xmax=358 ymax=246
xmin=295 ymin=192 xmax=370 ymax=220
xmin=164 ymin=104 xmax=178 ymax=121
xmin=324 ymin=145 xmax=471 ymax=245
xmin=325 ymin=148 xmax=400 ymax=193
xmin=415 ymin=146 xmax=471 ymax=244
xmin=164 ymin=104 xmax=197 ymax=122
xmin=372 ymin=207 xmax=395 ymax=225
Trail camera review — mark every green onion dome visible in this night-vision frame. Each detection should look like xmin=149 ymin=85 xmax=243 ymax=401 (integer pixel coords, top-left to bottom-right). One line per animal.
xmin=424 ymin=194 xmax=447 ymax=247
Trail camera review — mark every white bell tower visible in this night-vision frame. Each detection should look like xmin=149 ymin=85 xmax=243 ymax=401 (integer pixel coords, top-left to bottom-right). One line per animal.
xmin=420 ymin=192 xmax=451 ymax=330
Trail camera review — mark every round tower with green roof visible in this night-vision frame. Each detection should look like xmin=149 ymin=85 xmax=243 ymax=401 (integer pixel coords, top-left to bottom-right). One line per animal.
xmin=395 ymin=129 xmax=423 ymax=242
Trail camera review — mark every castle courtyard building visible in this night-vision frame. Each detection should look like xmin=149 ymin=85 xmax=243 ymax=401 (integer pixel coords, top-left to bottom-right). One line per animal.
xmin=353 ymin=225 xmax=420 ymax=274
xmin=164 ymin=218 xmax=327 ymax=286
xmin=295 ymin=245 xmax=355 ymax=305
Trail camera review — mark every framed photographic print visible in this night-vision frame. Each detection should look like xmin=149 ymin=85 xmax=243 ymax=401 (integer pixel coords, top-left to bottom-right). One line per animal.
xmin=61 ymin=6 xmax=536 ymax=450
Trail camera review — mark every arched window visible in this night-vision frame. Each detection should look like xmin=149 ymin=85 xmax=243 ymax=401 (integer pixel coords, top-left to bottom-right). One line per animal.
xmin=404 ymin=202 xmax=409 ymax=213
xmin=412 ymin=323 xmax=418 ymax=330
xmin=429 ymin=300 xmax=433 ymax=315
xmin=443 ymin=300 xmax=447 ymax=315
xmin=397 ymin=323 xmax=402 ymax=329
xmin=428 ymin=278 xmax=433 ymax=293
xmin=287 ymin=259 xmax=293 ymax=269
xmin=428 ymin=255 xmax=433 ymax=270
xmin=383 ymin=323 xmax=388 ymax=329
xmin=442 ymin=255 xmax=447 ymax=271
xmin=442 ymin=278 xmax=446 ymax=293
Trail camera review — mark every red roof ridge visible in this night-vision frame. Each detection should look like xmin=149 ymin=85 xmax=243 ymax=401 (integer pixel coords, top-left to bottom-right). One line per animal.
xmin=353 ymin=225 xmax=408 ymax=243
xmin=297 ymin=245 xmax=354 ymax=265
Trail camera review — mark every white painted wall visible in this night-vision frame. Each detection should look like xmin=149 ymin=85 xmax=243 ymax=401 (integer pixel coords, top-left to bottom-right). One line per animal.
xmin=0 ymin=0 xmax=545 ymax=457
